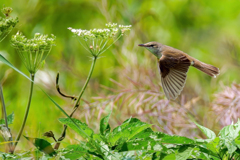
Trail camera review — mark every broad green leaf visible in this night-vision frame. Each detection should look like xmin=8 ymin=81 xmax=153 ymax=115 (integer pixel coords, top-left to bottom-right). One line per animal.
xmin=133 ymin=129 xmax=198 ymax=145
xmin=0 ymin=54 xmax=31 ymax=81
xmin=219 ymin=121 xmax=240 ymax=139
xmin=152 ymin=152 xmax=167 ymax=160
xmin=62 ymin=144 xmax=89 ymax=159
xmin=59 ymin=118 xmax=94 ymax=140
xmin=196 ymin=145 xmax=220 ymax=159
xmin=24 ymin=136 xmax=56 ymax=156
xmin=41 ymin=88 xmax=113 ymax=157
xmin=175 ymin=145 xmax=194 ymax=160
xmin=107 ymin=118 xmax=152 ymax=146
xmin=235 ymin=136 xmax=240 ymax=149
xmin=219 ymin=125 xmax=233 ymax=138
xmin=117 ymin=140 xmax=167 ymax=152
xmin=194 ymin=122 xmax=216 ymax=140
xmin=205 ymin=137 xmax=220 ymax=154
xmin=100 ymin=111 xmax=111 ymax=136
xmin=0 ymin=112 xmax=14 ymax=125
xmin=223 ymin=138 xmax=237 ymax=154
xmin=162 ymin=153 xmax=176 ymax=160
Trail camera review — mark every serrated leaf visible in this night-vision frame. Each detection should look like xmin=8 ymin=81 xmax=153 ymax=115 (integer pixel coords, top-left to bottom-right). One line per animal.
xmin=59 ymin=118 xmax=94 ymax=140
xmin=100 ymin=111 xmax=111 ymax=136
xmin=205 ymin=137 xmax=220 ymax=154
xmin=162 ymin=153 xmax=176 ymax=160
xmin=62 ymin=144 xmax=89 ymax=159
xmin=107 ymin=118 xmax=152 ymax=146
xmin=117 ymin=140 xmax=167 ymax=152
xmin=219 ymin=121 xmax=240 ymax=139
xmin=0 ymin=54 xmax=31 ymax=81
xmin=224 ymin=138 xmax=237 ymax=154
xmin=0 ymin=112 xmax=14 ymax=125
xmin=194 ymin=122 xmax=216 ymax=140
xmin=133 ymin=129 xmax=198 ymax=145
xmin=219 ymin=125 xmax=233 ymax=138
xmin=176 ymin=145 xmax=194 ymax=160
xmin=24 ymin=136 xmax=56 ymax=156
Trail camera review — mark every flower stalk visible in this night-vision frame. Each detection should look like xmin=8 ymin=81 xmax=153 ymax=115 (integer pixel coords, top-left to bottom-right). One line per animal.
xmin=54 ymin=23 xmax=131 ymax=149
xmin=13 ymin=74 xmax=35 ymax=152
xmin=11 ymin=32 xmax=55 ymax=153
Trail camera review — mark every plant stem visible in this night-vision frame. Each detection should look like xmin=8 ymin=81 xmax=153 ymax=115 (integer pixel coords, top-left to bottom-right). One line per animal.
xmin=0 ymin=85 xmax=13 ymax=152
xmin=54 ymin=56 xmax=97 ymax=149
xmin=13 ymin=74 xmax=35 ymax=153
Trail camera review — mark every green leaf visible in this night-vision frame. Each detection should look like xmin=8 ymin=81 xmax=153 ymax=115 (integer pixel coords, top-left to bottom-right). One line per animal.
xmin=132 ymin=128 xmax=198 ymax=145
xmin=194 ymin=122 xmax=216 ymax=140
xmin=235 ymin=136 xmax=240 ymax=149
xmin=24 ymin=136 xmax=56 ymax=156
xmin=59 ymin=118 xmax=94 ymax=140
xmin=107 ymin=118 xmax=152 ymax=146
xmin=162 ymin=154 xmax=176 ymax=160
xmin=224 ymin=138 xmax=237 ymax=154
xmin=118 ymin=139 xmax=167 ymax=152
xmin=62 ymin=144 xmax=89 ymax=159
xmin=100 ymin=111 xmax=111 ymax=136
xmin=205 ymin=137 xmax=220 ymax=154
xmin=0 ymin=112 xmax=14 ymax=125
xmin=0 ymin=54 xmax=31 ymax=81
xmin=219 ymin=125 xmax=234 ymax=138
xmin=219 ymin=121 xmax=240 ymax=139
xmin=176 ymin=145 xmax=194 ymax=160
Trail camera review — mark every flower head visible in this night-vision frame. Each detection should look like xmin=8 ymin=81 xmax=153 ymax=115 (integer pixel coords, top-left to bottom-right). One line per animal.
xmin=11 ymin=32 xmax=56 ymax=74
xmin=68 ymin=23 xmax=131 ymax=56
xmin=0 ymin=7 xmax=18 ymax=42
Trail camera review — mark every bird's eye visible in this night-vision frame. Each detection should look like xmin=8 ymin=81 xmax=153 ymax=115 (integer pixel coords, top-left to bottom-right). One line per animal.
xmin=150 ymin=45 xmax=154 ymax=47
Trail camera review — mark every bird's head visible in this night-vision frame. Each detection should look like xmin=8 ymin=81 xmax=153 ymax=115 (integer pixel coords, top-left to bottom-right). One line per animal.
xmin=138 ymin=42 xmax=164 ymax=59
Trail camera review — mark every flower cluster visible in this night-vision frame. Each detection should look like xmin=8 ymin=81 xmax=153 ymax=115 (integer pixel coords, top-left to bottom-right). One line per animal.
xmin=0 ymin=17 xmax=18 ymax=42
xmin=0 ymin=7 xmax=19 ymax=42
xmin=68 ymin=23 xmax=131 ymax=56
xmin=119 ymin=25 xmax=132 ymax=34
xmin=1 ymin=7 xmax=13 ymax=17
xmin=11 ymin=32 xmax=56 ymax=74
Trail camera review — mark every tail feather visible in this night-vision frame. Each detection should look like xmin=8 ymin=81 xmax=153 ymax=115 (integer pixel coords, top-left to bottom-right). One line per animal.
xmin=192 ymin=59 xmax=220 ymax=78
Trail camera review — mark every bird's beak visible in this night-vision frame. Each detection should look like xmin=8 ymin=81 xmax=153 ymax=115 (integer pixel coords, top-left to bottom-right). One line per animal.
xmin=138 ymin=44 xmax=147 ymax=47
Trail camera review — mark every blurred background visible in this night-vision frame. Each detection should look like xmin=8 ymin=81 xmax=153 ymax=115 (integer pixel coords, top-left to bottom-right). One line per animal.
xmin=0 ymin=0 xmax=240 ymax=151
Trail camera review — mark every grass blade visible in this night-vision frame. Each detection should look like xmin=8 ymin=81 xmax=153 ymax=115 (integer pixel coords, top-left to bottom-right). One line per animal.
xmin=0 ymin=54 xmax=32 ymax=81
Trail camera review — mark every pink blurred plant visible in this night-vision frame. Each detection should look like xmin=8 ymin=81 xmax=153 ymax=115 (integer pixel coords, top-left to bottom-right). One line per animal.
xmin=212 ymin=83 xmax=240 ymax=126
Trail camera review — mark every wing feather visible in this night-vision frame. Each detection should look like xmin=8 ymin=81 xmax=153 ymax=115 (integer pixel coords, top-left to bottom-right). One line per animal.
xmin=159 ymin=55 xmax=191 ymax=100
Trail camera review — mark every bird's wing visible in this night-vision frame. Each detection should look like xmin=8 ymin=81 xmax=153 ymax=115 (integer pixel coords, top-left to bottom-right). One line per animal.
xmin=159 ymin=55 xmax=191 ymax=100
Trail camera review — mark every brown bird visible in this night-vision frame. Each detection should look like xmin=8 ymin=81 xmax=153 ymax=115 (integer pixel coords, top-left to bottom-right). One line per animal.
xmin=138 ymin=42 xmax=220 ymax=100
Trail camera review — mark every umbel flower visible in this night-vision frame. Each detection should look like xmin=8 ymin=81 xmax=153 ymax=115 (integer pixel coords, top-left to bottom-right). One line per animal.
xmin=11 ymin=32 xmax=56 ymax=74
xmin=68 ymin=22 xmax=131 ymax=56
xmin=0 ymin=7 xmax=19 ymax=42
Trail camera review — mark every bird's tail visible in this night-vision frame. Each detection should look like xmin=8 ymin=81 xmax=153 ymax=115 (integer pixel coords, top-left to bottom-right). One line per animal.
xmin=192 ymin=58 xmax=220 ymax=78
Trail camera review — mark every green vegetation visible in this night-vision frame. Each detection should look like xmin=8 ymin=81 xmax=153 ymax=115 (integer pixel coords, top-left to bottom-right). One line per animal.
xmin=0 ymin=0 xmax=239 ymax=159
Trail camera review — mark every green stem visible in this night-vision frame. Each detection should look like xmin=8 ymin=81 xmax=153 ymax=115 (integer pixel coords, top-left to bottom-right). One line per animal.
xmin=54 ymin=55 xmax=97 ymax=149
xmin=0 ymin=85 xmax=13 ymax=152
xmin=74 ymin=56 xmax=97 ymax=108
xmin=13 ymin=74 xmax=35 ymax=152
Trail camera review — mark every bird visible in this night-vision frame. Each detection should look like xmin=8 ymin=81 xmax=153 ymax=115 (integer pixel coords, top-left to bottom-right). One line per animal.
xmin=138 ymin=42 xmax=220 ymax=100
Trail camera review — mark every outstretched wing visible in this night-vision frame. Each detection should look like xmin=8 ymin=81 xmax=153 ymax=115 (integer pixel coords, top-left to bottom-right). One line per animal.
xmin=159 ymin=55 xmax=191 ymax=100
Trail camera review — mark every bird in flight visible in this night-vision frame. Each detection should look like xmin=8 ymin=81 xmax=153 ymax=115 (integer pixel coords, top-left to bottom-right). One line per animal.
xmin=138 ymin=42 xmax=220 ymax=100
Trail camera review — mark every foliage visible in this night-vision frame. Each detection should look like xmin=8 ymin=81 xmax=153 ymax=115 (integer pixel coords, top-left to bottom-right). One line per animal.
xmin=10 ymin=113 xmax=240 ymax=159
